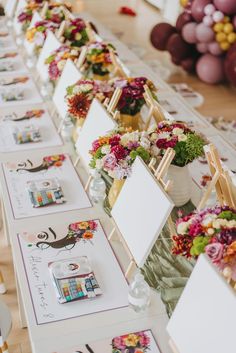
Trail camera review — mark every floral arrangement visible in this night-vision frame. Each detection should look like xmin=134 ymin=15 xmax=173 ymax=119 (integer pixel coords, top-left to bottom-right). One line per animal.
xmin=44 ymin=4 xmax=66 ymax=24
xmin=66 ymin=79 xmax=114 ymax=120
xmin=83 ymin=42 xmax=116 ymax=77
xmin=17 ymin=1 xmax=44 ymax=32
xmin=45 ymin=45 xmax=80 ymax=81
xmin=67 ymin=220 xmax=98 ymax=242
xmin=64 ymin=18 xmax=90 ymax=47
xmin=10 ymin=109 xmax=45 ymax=122
xmin=148 ymin=121 xmax=205 ymax=167
xmin=111 ymin=77 xmax=157 ymax=116
xmin=43 ymin=154 xmax=66 ymax=168
xmin=26 ymin=20 xmax=60 ymax=50
xmin=89 ymin=130 xmax=152 ymax=180
xmin=112 ymin=331 xmax=150 ymax=353
xmin=172 ymin=206 xmax=236 ymax=277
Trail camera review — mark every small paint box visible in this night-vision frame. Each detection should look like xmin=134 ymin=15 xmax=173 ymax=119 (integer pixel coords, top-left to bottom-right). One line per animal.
xmin=13 ymin=125 xmax=41 ymax=144
xmin=27 ymin=178 xmax=65 ymax=208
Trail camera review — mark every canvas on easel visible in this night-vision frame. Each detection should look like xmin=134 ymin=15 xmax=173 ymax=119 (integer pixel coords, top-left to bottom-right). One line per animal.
xmin=13 ymin=0 xmax=27 ymax=35
xmin=167 ymin=254 xmax=236 ymax=353
xmin=198 ymin=143 xmax=236 ymax=210
xmin=36 ymin=31 xmax=61 ymax=83
xmin=75 ymin=98 xmax=118 ymax=173
xmin=4 ymin=0 xmax=18 ymax=18
xmin=23 ymin=11 xmax=43 ymax=56
xmin=52 ymin=59 xmax=82 ymax=121
xmin=111 ymin=157 xmax=174 ymax=276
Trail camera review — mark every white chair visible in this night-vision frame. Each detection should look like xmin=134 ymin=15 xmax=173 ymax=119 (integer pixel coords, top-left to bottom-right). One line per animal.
xmin=0 ymin=299 xmax=11 ymax=353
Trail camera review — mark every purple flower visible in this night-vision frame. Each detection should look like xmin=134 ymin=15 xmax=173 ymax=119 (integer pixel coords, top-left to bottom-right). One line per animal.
xmin=205 ymin=243 xmax=224 ymax=264
xmin=218 ymin=229 xmax=236 ymax=245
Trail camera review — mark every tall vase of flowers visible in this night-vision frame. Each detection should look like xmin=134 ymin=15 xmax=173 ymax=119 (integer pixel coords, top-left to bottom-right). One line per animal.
xmin=82 ymin=42 xmax=116 ymax=80
xmin=111 ymin=77 xmax=157 ymax=131
xmin=149 ymin=121 xmax=205 ymax=206
xmin=66 ymin=79 xmax=114 ymax=142
xmin=89 ymin=129 xmax=152 ymax=207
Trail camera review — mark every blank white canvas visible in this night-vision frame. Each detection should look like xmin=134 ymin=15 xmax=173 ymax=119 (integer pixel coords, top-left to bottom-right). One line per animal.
xmin=5 ymin=0 xmax=18 ymax=18
xmin=23 ymin=11 xmax=42 ymax=56
xmin=111 ymin=157 xmax=174 ymax=267
xmin=36 ymin=31 xmax=61 ymax=82
xmin=13 ymin=0 xmax=27 ymax=35
xmin=167 ymin=254 xmax=236 ymax=353
xmin=76 ymin=98 xmax=117 ymax=172
xmin=52 ymin=59 xmax=82 ymax=120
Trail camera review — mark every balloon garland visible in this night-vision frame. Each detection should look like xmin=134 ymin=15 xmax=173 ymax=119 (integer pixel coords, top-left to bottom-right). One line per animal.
xmin=150 ymin=0 xmax=236 ymax=85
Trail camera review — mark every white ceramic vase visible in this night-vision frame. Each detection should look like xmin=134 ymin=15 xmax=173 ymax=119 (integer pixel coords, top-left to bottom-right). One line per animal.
xmin=167 ymin=164 xmax=191 ymax=207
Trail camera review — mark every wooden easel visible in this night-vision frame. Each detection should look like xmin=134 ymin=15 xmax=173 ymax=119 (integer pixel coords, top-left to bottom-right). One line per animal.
xmin=73 ymin=95 xmax=120 ymax=190
xmin=108 ymin=148 xmax=176 ymax=279
xmin=143 ymin=84 xmax=166 ymax=130
xmin=197 ymin=143 xmax=236 ymax=210
xmin=109 ymin=50 xmax=128 ymax=78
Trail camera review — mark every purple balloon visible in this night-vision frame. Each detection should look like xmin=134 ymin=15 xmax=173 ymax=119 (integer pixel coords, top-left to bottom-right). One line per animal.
xmin=182 ymin=22 xmax=198 ymax=43
xmin=197 ymin=42 xmax=209 ymax=53
xmin=196 ymin=23 xmax=215 ymax=43
xmin=191 ymin=0 xmax=212 ymax=22
xmin=196 ymin=54 xmax=225 ymax=84
xmin=213 ymin=0 xmax=236 ymax=15
xmin=176 ymin=12 xmax=193 ymax=32
xmin=208 ymin=41 xmax=223 ymax=56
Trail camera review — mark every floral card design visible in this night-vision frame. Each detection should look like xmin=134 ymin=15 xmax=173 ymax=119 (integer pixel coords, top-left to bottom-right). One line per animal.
xmin=0 ymin=51 xmax=26 ymax=74
xmin=0 ymin=105 xmax=62 ymax=152
xmin=0 ymin=73 xmax=42 ymax=107
xmin=56 ymin=330 xmax=160 ymax=353
xmin=17 ymin=219 xmax=128 ymax=324
xmin=2 ymin=154 xmax=91 ymax=219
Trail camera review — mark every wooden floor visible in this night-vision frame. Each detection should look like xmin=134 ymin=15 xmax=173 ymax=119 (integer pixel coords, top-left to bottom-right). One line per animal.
xmin=1 ymin=1 xmax=236 ymax=353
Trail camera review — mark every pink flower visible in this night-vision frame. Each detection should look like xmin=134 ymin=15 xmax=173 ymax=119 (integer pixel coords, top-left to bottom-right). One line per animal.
xmin=48 ymin=61 xmax=60 ymax=80
xmin=205 ymin=243 xmax=224 ymax=264
xmin=112 ymin=336 xmax=126 ymax=350
xmin=88 ymin=220 xmax=98 ymax=230
xmin=91 ymin=140 xmax=100 ymax=152
xmin=138 ymin=332 xmax=150 ymax=347
xmin=103 ymin=153 xmax=117 ymax=170
xmin=189 ymin=223 xmax=203 ymax=237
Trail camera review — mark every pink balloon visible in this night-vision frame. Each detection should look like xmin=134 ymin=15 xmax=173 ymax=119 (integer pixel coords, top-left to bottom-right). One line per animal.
xmin=196 ymin=23 xmax=215 ymax=43
xmin=182 ymin=22 xmax=198 ymax=43
xmin=196 ymin=54 xmax=225 ymax=84
xmin=213 ymin=0 xmax=236 ymax=15
xmin=191 ymin=0 xmax=212 ymax=22
xmin=208 ymin=41 xmax=223 ymax=56
xmin=176 ymin=12 xmax=193 ymax=32
xmin=203 ymin=15 xmax=214 ymax=26
xmin=197 ymin=42 xmax=209 ymax=53
xmin=233 ymin=15 xmax=236 ymax=30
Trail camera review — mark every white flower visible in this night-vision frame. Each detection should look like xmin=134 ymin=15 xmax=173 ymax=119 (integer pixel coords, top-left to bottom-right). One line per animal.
xmin=80 ymin=83 xmax=94 ymax=93
xmin=150 ymin=132 xmax=158 ymax=142
xmin=178 ymin=134 xmax=187 ymax=142
xmin=151 ymin=145 xmax=160 ymax=156
xmin=207 ymin=228 xmax=215 ymax=235
xmin=140 ymin=137 xmax=150 ymax=149
xmin=95 ymin=159 xmax=103 ymax=170
xmin=71 ymin=49 xmax=79 ymax=56
xmin=158 ymin=132 xmax=170 ymax=139
xmin=101 ymin=145 xmax=111 ymax=154
xmin=120 ymin=131 xmax=139 ymax=146
xmin=177 ymin=222 xmax=189 ymax=235
xmin=227 ymin=220 xmax=236 ymax=228
xmin=173 ymin=127 xmax=183 ymax=135
xmin=57 ymin=59 xmax=66 ymax=71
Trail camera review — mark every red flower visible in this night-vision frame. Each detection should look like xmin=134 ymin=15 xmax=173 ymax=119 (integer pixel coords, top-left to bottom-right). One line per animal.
xmin=68 ymin=93 xmax=91 ymax=119
xmin=111 ymin=145 xmax=128 ymax=160
xmin=109 ymin=135 xmax=121 ymax=146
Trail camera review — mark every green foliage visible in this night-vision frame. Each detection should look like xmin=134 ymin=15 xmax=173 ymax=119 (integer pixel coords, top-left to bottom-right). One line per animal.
xmin=45 ymin=54 xmax=55 ymax=65
xmin=66 ymin=84 xmax=74 ymax=96
xmin=218 ymin=210 xmax=236 ymax=221
xmin=119 ymin=97 xmax=145 ymax=115
xmin=190 ymin=236 xmax=210 ymax=257
xmin=130 ymin=146 xmax=150 ymax=162
xmin=173 ymin=133 xmax=205 ymax=167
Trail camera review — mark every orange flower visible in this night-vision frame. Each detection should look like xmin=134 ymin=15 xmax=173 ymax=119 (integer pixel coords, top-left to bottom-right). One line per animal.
xmin=223 ymin=241 xmax=236 ymax=264
xmin=82 ymin=231 xmax=93 ymax=239
xmin=53 ymin=161 xmax=62 ymax=167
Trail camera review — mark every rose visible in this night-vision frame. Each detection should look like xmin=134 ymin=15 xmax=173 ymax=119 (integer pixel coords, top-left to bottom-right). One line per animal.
xmin=205 ymin=243 xmax=224 ymax=264
xmin=102 ymin=153 xmax=117 ymax=170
